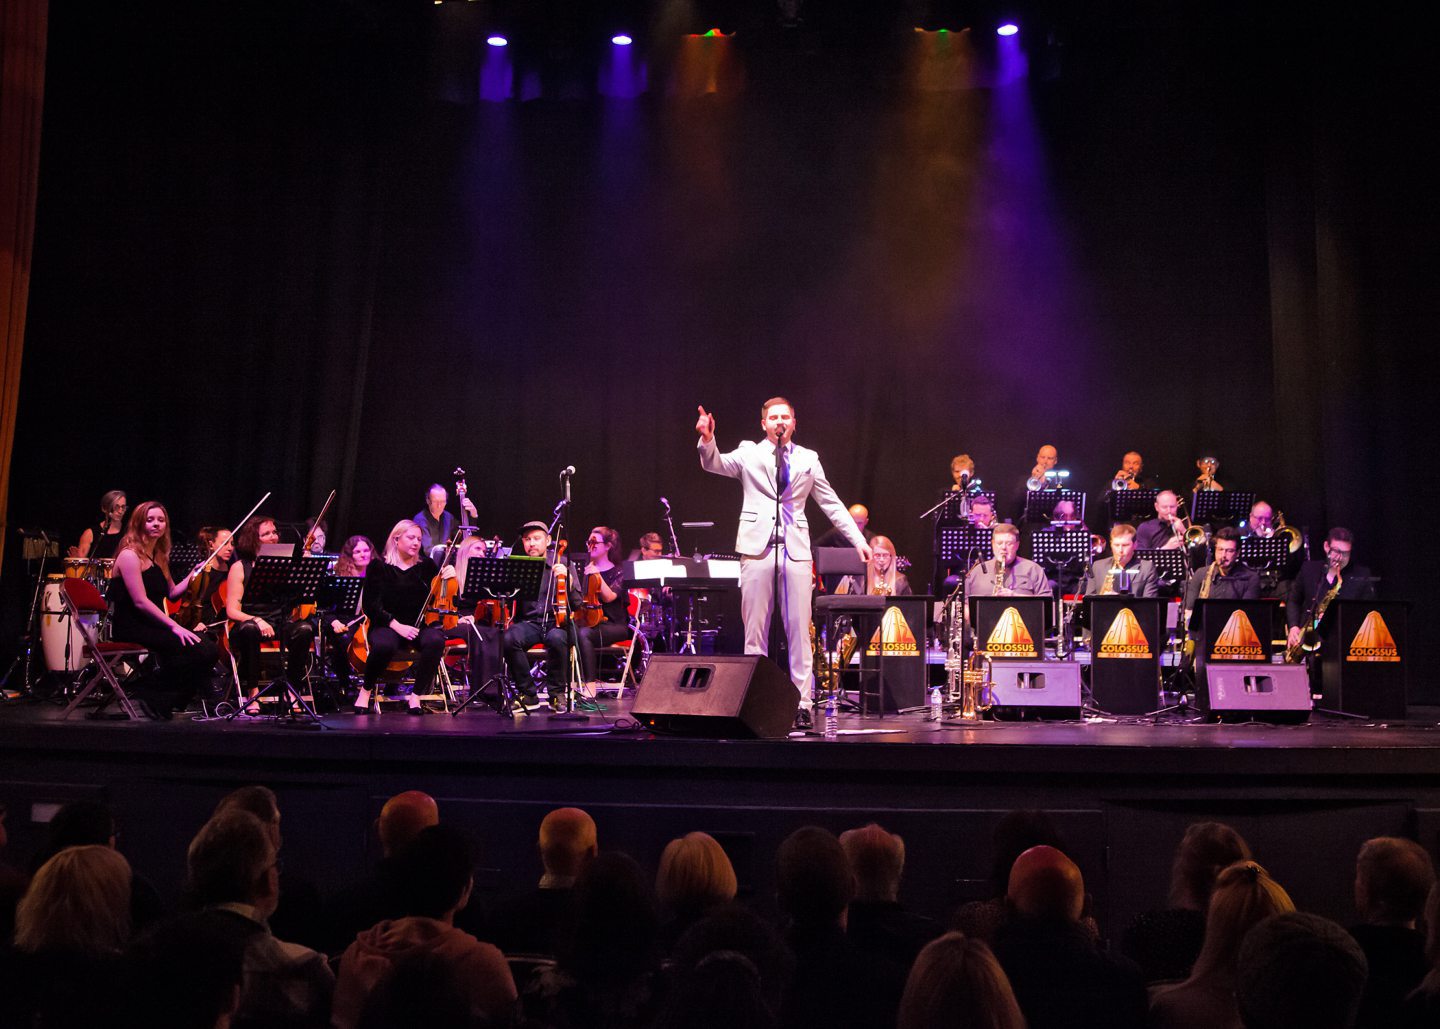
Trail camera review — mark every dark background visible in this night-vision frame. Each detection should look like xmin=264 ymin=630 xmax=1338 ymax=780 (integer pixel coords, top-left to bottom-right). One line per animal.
xmin=7 ymin=1 xmax=1437 ymax=692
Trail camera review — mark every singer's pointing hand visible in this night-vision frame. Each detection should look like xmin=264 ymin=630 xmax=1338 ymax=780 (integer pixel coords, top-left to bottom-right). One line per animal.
xmin=695 ymin=405 xmax=715 ymax=443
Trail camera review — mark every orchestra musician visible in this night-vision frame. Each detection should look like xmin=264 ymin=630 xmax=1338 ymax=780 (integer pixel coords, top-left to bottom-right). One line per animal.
xmin=627 ymin=532 xmax=665 ymax=561
xmin=964 ymin=523 xmax=1049 ymax=598
xmin=968 ymin=495 xmax=997 ymax=529
xmin=570 ymin=527 xmax=633 ymax=690
xmin=1182 ymin=526 xmax=1259 ymax=621
xmin=302 ymin=517 xmax=328 ymax=555
xmin=177 ymin=526 xmax=234 ymax=622
xmin=71 ymin=490 xmax=127 ymax=560
xmin=1014 ymin=444 xmax=1060 ymax=522
xmin=949 ymin=454 xmax=976 ymax=490
xmin=414 ymin=483 xmax=478 ymax=559
xmin=1038 ymin=498 xmax=1090 ymax=593
xmin=452 ymin=534 xmax=506 ymax=697
xmin=1111 ymin=451 xmax=1146 ymax=490
xmin=352 ymin=520 xmax=456 ymax=715
xmin=1134 ymin=491 xmax=1185 ymax=551
xmin=836 ymin=535 xmax=911 ymax=596
xmin=225 ymin=514 xmax=318 ymax=714
xmin=323 ymin=535 xmax=374 ymax=687
xmin=1194 ymin=455 xmax=1223 ymax=492
xmin=815 ymin=504 xmax=874 ymax=548
xmin=1085 ymin=523 xmax=1158 ymax=598
xmin=501 ymin=521 xmax=568 ymax=707
xmin=696 ymin=398 xmax=871 ymax=729
xmin=1285 ymin=528 xmax=1376 ymax=651
xmin=109 ymin=501 xmax=220 ymax=719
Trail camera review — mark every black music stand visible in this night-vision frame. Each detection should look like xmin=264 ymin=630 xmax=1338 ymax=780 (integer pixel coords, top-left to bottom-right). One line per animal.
xmin=1239 ymin=536 xmax=1290 ymax=571
xmin=1137 ymin=549 xmax=1188 ymax=589
xmin=227 ymin=553 xmax=332 ymax=725
xmin=930 ymin=488 xmax=997 ymax=522
xmin=451 ymin=555 xmax=545 ymax=717
xmin=1024 ymin=487 xmax=1085 ymax=526
xmin=1030 ymin=528 xmax=1091 ymax=569
xmin=1107 ymin=488 xmax=1159 ymax=526
xmin=316 ymin=574 xmax=365 ymax=619
xmin=934 ymin=524 xmax=993 ymax=597
xmin=1191 ymin=490 xmax=1255 ymax=528
xmin=170 ymin=542 xmax=203 ymax=576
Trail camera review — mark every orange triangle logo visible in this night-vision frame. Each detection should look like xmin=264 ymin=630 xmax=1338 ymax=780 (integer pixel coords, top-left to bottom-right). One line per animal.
xmin=1347 ymin=610 xmax=1400 ymax=662
xmin=1211 ymin=609 xmax=1265 ymax=660
xmin=986 ymin=606 xmax=1038 ymax=657
xmin=1098 ymin=607 xmax=1152 ymax=659
xmin=868 ymin=606 xmax=920 ymax=655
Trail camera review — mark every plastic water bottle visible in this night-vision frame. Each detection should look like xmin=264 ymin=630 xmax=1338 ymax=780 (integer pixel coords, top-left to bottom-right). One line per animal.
xmin=823 ymin=695 xmax=838 ymax=740
xmin=929 ymin=685 xmax=943 ymax=723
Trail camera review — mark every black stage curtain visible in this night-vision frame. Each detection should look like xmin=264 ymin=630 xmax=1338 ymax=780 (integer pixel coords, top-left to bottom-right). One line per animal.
xmin=6 ymin=2 xmax=1437 ymax=693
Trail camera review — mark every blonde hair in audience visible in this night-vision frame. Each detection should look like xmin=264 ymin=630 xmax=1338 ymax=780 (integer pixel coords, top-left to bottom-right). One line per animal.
xmin=15 ymin=845 xmax=132 ymax=956
xmin=898 ymin=931 xmax=1026 ymax=1029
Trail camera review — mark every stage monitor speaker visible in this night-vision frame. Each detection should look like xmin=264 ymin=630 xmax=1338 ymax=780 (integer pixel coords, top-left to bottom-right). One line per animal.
xmin=1201 ymin=663 xmax=1312 ymax=724
xmin=988 ymin=661 xmax=1082 ymax=720
xmin=632 ymin=655 xmax=799 ymax=739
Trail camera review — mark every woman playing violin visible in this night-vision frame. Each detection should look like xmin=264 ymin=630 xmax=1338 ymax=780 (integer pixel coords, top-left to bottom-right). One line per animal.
xmin=225 ymin=514 xmax=317 ymax=714
xmin=570 ymin=527 xmax=632 ymax=692
xmin=324 ymin=535 xmax=374 ymax=687
xmin=109 ymin=501 xmax=220 ymax=719
xmin=71 ymin=490 xmax=127 ymax=560
xmin=352 ymin=520 xmax=455 ymax=716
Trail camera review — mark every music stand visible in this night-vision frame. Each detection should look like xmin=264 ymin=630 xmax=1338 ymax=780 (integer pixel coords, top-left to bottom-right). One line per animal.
xmin=451 ymin=555 xmax=545 ymax=717
xmin=938 ymin=526 xmax=993 ymax=563
xmin=316 ymin=574 xmax=364 ymax=618
xmin=1239 ymin=536 xmax=1290 ymax=571
xmin=1024 ymin=488 xmax=1086 ymax=526
xmin=1191 ymin=490 xmax=1255 ymax=527
xmin=1030 ymin=529 xmax=1091 ymax=569
xmin=228 ymin=553 xmax=332 ymax=725
xmin=1137 ymin=549 xmax=1188 ymax=587
xmin=930 ymin=489 xmax=997 ymax=522
xmin=170 ymin=542 xmax=203 ymax=575
xmin=1107 ymin=488 xmax=1159 ymax=525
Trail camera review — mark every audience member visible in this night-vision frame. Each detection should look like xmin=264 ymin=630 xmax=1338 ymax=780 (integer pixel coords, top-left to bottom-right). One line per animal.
xmin=840 ymin=823 xmax=943 ymax=968
xmin=668 ymin=902 xmax=796 ymax=1019
xmin=27 ymin=799 xmax=165 ymax=933
xmin=2 ymin=845 xmax=131 ymax=1029
xmin=125 ymin=910 xmax=248 ymax=1029
xmin=332 ymin=824 xmax=515 ymax=1029
xmin=775 ymin=826 xmax=907 ymax=1029
xmin=993 ymin=845 xmax=1146 ymax=1029
xmin=213 ymin=786 xmax=323 ymax=950
xmin=897 ymin=931 xmax=1025 ymax=1029
xmin=1235 ymin=912 xmax=1367 ymax=1029
xmin=490 ymin=806 xmax=597 ymax=957
xmin=657 ymin=831 xmax=738 ymax=949
xmin=1400 ymin=881 xmax=1440 ymax=1025
xmin=1148 ymin=860 xmax=1295 ymax=1029
xmin=0 ymin=801 xmax=26 ymax=947
xmin=321 ymin=790 xmax=440 ymax=956
xmin=1348 ymin=836 xmax=1434 ymax=1029
xmin=527 ymin=850 xmax=663 ymax=1029
xmin=354 ymin=949 xmax=475 ymax=1029
xmin=1122 ymin=821 xmax=1252 ymax=983
xmin=186 ymin=810 xmax=334 ymax=1028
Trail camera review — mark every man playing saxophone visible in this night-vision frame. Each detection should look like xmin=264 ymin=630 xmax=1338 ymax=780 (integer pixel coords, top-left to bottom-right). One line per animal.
xmin=1182 ymin=526 xmax=1259 ymax=624
xmin=965 ymin=524 xmax=1049 ymax=598
xmin=1286 ymin=528 xmax=1375 ymax=652
xmin=1085 ymin=523 xmax=1158 ymax=598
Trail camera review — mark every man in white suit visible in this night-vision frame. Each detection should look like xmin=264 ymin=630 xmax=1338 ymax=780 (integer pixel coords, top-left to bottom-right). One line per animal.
xmin=696 ymin=397 xmax=872 ymax=727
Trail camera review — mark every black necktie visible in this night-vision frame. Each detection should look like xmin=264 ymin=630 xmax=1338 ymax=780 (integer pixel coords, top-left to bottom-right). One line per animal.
xmin=777 ymin=444 xmax=790 ymax=495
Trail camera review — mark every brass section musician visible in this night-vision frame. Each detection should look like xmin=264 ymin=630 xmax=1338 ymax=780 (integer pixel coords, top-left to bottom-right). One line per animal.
xmin=1182 ymin=526 xmax=1259 ymax=622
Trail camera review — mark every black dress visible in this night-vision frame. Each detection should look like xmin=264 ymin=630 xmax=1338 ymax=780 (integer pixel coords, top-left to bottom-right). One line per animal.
xmin=110 ymin=561 xmax=219 ymax=715
xmin=360 ymin=558 xmax=447 ymax=695
xmin=90 ymin=527 xmax=123 ymax=560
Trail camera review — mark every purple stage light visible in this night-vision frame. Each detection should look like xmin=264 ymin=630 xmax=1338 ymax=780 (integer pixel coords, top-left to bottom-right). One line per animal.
xmin=612 ymin=34 xmax=633 ymax=46
xmin=997 ymin=23 xmax=1019 ymax=36
xmin=486 ymin=34 xmax=508 ymax=47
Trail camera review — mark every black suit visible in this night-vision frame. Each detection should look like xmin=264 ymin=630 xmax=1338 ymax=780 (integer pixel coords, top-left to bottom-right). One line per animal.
xmin=1287 ymin=559 xmax=1376 ymax=628
xmin=1182 ymin=561 xmax=1260 ymax=612
xmin=1084 ymin=557 xmax=1158 ymax=599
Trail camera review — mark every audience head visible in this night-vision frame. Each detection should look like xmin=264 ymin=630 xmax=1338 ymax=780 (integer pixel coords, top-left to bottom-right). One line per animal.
xmin=1354 ymin=836 xmax=1435 ymax=927
xmin=1169 ymin=820 xmax=1252 ymax=910
xmin=988 ymin=809 xmax=1069 ymax=897
xmin=840 ymin=823 xmax=906 ymax=904
xmin=1007 ymin=845 xmax=1084 ymax=923
xmin=562 ymin=851 xmax=660 ymax=984
xmin=394 ymin=824 xmax=477 ymax=922
xmin=538 ymin=806 xmax=598 ymax=878
xmin=1190 ymin=860 xmax=1295 ymax=982
xmin=127 ymin=912 xmax=247 ymax=1029
xmin=657 ymin=831 xmax=738 ymax=922
xmin=670 ymin=903 xmax=795 ymax=1017
xmin=898 ymin=932 xmax=1026 ymax=1029
xmin=1236 ymin=912 xmax=1367 ymax=1029
xmin=15 ymin=845 xmax=131 ymax=956
xmin=652 ymin=947 xmax=778 ymax=1029
xmin=185 ymin=811 xmax=279 ymax=917
xmin=214 ymin=785 xmax=281 ymax=850
xmin=377 ymin=790 xmax=440 ymax=859
xmin=30 ymin=799 xmax=117 ymax=873
xmin=776 ymin=826 xmax=853 ymax=928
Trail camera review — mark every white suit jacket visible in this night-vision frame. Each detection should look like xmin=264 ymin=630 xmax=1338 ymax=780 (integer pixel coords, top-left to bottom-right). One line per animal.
xmin=698 ymin=436 xmax=864 ymax=561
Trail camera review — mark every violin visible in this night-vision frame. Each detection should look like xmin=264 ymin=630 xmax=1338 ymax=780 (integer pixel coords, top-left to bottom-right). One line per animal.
xmin=572 ymin=569 xmax=606 ymax=629
xmin=553 ymin=540 xmax=569 ymax=627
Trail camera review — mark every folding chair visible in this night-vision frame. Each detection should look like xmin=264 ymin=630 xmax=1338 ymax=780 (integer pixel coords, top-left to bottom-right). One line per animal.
xmin=592 ymin=589 xmax=650 ymax=697
xmin=59 ymin=578 xmax=143 ymax=720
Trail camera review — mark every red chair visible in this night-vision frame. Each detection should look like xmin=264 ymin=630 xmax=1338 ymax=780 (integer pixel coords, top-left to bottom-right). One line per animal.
xmin=59 ymin=578 xmax=145 ymax=720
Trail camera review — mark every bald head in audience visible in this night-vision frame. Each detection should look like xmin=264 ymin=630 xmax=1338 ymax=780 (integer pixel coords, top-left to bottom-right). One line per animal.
xmin=539 ymin=807 xmax=598 ymax=879
xmin=377 ymin=791 xmax=439 ymax=859
xmin=1007 ymin=845 xmax=1084 ymax=922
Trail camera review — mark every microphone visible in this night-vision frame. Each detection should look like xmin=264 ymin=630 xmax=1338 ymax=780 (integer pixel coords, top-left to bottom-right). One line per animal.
xmin=660 ymin=496 xmax=671 ymax=511
xmin=559 ymin=465 xmax=576 ymax=479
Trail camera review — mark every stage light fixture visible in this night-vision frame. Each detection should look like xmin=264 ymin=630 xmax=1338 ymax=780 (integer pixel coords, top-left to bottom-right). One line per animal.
xmin=612 ymin=34 xmax=633 ymax=45
xmin=486 ymin=34 xmax=509 ymax=47
xmin=997 ymin=23 xmax=1019 ymax=36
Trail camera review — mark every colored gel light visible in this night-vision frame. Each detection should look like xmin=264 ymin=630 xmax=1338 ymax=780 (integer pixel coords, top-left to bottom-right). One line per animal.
xmin=486 ymin=34 xmax=508 ymax=47
xmin=612 ymin=34 xmax=633 ymax=46
xmin=997 ymin=23 xmax=1019 ymax=36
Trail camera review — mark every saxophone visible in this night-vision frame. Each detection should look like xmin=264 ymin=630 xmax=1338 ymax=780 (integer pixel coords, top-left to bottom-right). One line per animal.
xmin=1099 ymin=562 xmax=1120 ymax=595
xmin=1181 ymin=561 xmax=1219 ymax=662
xmin=1285 ymin=569 xmax=1343 ymax=663
xmin=944 ymin=596 xmax=992 ymax=722
xmin=992 ymin=559 xmax=1006 ymax=597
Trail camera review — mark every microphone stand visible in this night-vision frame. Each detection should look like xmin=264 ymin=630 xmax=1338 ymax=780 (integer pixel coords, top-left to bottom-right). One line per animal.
xmin=661 ymin=500 xmax=682 ymax=557
xmin=769 ymin=427 xmax=786 ymax=694
xmin=551 ymin=470 xmax=588 ymax=722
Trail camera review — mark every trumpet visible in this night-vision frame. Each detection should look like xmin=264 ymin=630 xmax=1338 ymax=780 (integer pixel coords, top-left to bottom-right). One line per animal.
xmin=1025 ymin=464 xmax=1049 ymax=491
xmin=1110 ymin=470 xmax=1138 ymax=491
xmin=1193 ymin=458 xmax=1223 ymax=492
